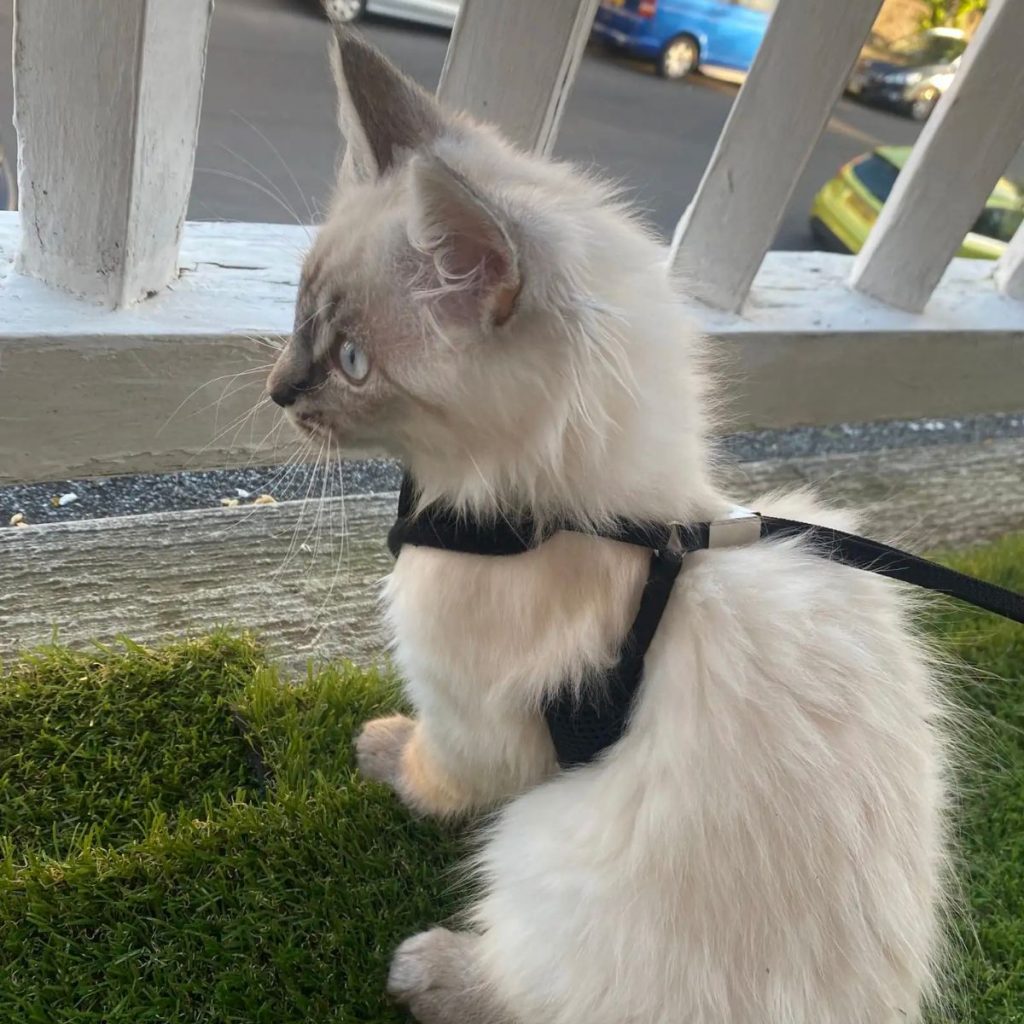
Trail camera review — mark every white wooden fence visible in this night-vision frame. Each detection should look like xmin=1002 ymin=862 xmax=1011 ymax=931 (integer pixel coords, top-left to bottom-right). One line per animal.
xmin=1 ymin=0 xmax=1023 ymax=484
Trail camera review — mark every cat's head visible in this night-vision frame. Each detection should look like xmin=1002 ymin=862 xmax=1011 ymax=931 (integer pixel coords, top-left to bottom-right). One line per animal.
xmin=268 ymin=29 xmax=710 ymax=517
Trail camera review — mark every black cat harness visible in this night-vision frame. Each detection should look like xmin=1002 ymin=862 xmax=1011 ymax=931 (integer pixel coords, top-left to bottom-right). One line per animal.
xmin=388 ymin=474 xmax=1024 ymax=770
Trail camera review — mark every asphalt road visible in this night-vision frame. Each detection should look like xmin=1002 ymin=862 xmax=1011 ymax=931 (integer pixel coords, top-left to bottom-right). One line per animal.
xmin=0 ymin=0 xmax=924 ymax=249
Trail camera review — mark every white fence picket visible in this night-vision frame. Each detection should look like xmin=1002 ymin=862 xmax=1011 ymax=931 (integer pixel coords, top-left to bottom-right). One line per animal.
xmin=438 ymin=0 xmax=599 ymax=155
xmin=849 ymin=0 xmax=1024 ymax=313
xmin=669 ymin=0 xmax=884 ymax=313
xmin=1 ymin=0 xmax=1021 ymax=487
xmin=995 ymin=226 xmax=1024 ymax=302
xmin=13 ymin=0 xmax=213 ymax=308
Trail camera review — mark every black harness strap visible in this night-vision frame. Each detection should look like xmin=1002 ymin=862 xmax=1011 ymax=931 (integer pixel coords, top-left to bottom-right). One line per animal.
xmin=388 ymin=473 xmax=545 ymax=557
xmin=388 ymin=475 xmax=1024 ymax=768
xmin=543 ymin=544 xmax=684 ymax=768
xmin=388 ymin=476 xmax=705 ymax=558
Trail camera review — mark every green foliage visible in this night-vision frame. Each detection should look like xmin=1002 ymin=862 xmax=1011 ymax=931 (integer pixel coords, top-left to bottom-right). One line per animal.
xmin=919 ymin=0 xmax=987 ymax=30
xmin=0 ymin=534 xmax=1022 ymax=1023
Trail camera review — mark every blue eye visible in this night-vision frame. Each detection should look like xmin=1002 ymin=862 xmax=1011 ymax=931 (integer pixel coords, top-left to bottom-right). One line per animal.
xmin=339 ymin=340 xmax=370 ymax=383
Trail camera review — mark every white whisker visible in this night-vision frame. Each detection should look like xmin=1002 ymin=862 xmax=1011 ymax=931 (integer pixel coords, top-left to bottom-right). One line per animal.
xmin=233 ymin=112 xmax=317 ymax=226
xmin=215 ymin=139 xmax=310 ymax=234
xmin=194 ymin=167 xmax=313 ymax=241
xmin=157 ymin=364 xmax=275 ymax=437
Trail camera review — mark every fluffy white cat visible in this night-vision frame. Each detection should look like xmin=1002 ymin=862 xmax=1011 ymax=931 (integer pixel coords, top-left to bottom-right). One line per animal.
xmin=267 ymin=29 xmax=950 ymax=1024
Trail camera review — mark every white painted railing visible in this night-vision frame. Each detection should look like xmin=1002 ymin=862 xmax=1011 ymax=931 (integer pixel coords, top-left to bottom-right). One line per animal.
xmin=997 ymin=225 xmax=1024 ymax=301
xmin=14 ymin=0 xmax=213 ymax=308
xmin=1 ymin=0 xmax=1022 ymax=485
xmin=849 ymin=0 xmax=1024 ymax=312
xmin=668 ymin=0 xmax=886 ymax=312
xmin=439 ymin=0 xmax=600 ymax=154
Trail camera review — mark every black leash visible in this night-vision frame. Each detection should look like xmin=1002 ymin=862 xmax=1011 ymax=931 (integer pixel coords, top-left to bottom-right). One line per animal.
xmin=759 ymin=517 xmax=1024 ymax=624
xmin=389 ymin=474 xmax=1024 ymax=768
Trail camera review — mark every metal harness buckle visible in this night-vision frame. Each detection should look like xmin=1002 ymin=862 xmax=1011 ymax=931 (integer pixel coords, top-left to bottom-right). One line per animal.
xmin=708 ymin=506 xmax=763 ymax=550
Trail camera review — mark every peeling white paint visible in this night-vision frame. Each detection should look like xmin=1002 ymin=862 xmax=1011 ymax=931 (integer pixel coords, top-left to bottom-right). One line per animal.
xmin=439 ymin=0 xmax=600 ymax=156
xmin=14 ymin=0 xmax=213 ymax=308
xmin=670 ymin=0 xmax=885 ymax=313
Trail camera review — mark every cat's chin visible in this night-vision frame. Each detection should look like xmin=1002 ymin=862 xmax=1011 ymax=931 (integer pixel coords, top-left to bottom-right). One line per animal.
xmin=287 ymin=410 xmax=337 ymax=444
xmin=335 ymin=440 xmax=392 ymax=461
xmin=293 ymin=423 xmax=393 ymax=463
xmin=294 ymin=421 xmax=331 ymax=442
xmin=295 ymin=421 xmax=390 ymax=461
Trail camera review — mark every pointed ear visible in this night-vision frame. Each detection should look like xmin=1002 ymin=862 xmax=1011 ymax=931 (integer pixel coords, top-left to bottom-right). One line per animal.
xmin=411 ymin=156 xmax=522 ymax=329
xmin=329 ymin=27 xmax=444 ymax=181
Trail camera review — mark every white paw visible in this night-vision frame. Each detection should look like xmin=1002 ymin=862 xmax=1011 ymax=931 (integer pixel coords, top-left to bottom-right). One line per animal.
xmin=355 ymin=714 xmax=414 ymax=788
xmin=387 ymin=930 xmax=440 ymax=1000
xmin=388 ymin=930 xmax=502 ymax=1024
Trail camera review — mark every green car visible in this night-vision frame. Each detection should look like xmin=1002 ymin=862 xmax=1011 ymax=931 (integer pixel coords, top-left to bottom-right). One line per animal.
xmin=811 ymin=145 xmax=1023 ymax=259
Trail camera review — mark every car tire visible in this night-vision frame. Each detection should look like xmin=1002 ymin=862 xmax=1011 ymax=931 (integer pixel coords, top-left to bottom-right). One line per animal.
xmin=910 ymin=86 xmax=939 ymax=122
xmin=323 ymin=0 xmax=367 ymax=24
xmin=657 ymin=34 xmax=699 ymax=80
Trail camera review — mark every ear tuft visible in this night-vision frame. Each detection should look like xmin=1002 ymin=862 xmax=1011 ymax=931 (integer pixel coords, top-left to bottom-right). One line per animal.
xmin=411 ymin=156 xmax=522 ymax=329
xmin=329 ymin=27 xmax=445 ymax=182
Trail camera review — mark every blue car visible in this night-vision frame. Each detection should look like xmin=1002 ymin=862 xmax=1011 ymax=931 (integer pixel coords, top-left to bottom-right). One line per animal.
xmin=592 ymin=0 xmax=775 ymax=80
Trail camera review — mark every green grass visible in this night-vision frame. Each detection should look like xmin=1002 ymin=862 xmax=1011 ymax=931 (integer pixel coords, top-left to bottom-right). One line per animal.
xmin=0 ymin=633 xmax=461 ymax=1023
xmin=0 ymin=536 xmax=1022 ymax=1023
xmin=0 ymin=636 xmax=265 ymax=857
xmin=927 ymin=535 xmax=1024 ymax=1022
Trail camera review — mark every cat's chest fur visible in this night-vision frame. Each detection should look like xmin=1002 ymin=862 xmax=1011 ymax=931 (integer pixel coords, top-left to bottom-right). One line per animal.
xmin=383 ymin=532 xmax=649 ymax=704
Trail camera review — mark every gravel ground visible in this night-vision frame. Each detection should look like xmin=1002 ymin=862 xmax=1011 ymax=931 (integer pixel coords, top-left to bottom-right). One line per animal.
xmin=718 ymin=411 xmax=1024 ymax=461
xmin=2 ymin=412 xmax=1022 ymax=527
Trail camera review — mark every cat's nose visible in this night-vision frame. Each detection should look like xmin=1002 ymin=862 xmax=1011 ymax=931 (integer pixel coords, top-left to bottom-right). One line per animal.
xmin=269 ymin=381 xmax=299 ymax=408
xmin=268 ymin=346 xmax=324 ymax=407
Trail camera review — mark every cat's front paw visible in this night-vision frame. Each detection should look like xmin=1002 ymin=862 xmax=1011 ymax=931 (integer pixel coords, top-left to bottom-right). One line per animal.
xmin=355 ymin=714 xmax=415 ymax=790
xmin=388 ymin=929 xmax=498 ymax=1024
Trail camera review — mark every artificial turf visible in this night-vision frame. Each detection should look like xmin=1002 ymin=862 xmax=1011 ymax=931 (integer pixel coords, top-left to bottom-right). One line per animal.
xmin=0 ymin=535 xmax=1022 ymax=1023
xmin=0 ymin=634 xmax=461 ymax=1023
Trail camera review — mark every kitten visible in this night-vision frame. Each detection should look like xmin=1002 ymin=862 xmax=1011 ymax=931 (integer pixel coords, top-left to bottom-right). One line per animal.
xmin=268 ymin=29 xmax=950 ymax=1024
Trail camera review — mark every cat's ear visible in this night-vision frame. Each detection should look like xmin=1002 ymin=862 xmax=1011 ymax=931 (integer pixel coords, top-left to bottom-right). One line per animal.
xmin=411 ymin=155 xmax=522 ymax=329
xmin=329 ymin=27 xmax=444 ymax=182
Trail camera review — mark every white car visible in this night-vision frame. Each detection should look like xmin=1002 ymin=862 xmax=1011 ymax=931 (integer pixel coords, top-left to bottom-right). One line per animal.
xmin=0 ymin=137 xmax=16 ymax=212
xmin=326 ymin=0 xmax=460 ymax=30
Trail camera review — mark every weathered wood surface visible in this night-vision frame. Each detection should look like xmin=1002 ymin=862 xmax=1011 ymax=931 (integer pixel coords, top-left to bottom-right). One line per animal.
xmin=2 ymin=440 xmax=1022 ymax=672
xmin=0 ymin=494 xmax=395 ymax=673
xmin=439 ymin=0 xmax=600 ymax=155
xmin=689 ymin=252 xmax=1024 ymax=430
xmin=0 ymin=217 xmax=303 ymax=485
xmin=14 ymin=0 xmax=213 ymax=306
xmin=732 ymin=437 xmax=1024 ymax=550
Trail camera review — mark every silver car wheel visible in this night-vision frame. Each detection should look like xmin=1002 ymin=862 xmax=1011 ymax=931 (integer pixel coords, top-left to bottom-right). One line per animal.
xmin=325 ymin=0 xmax=365 ymax=23
xmin=911 ymin=87 xmax=939 ymax=122
xmin=660 ymin=37 xmax=698 ymax=80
